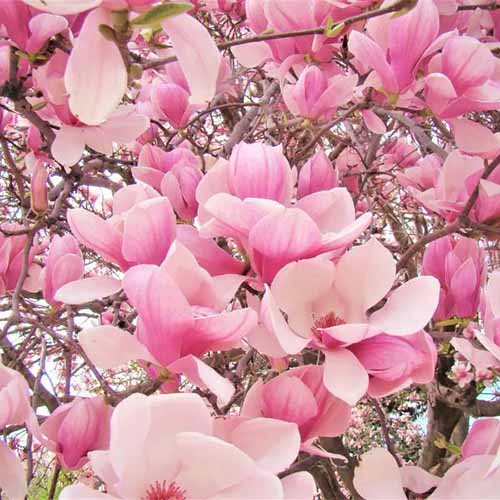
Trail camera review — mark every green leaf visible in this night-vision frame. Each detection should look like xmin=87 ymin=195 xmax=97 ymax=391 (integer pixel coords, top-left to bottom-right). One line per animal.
xmin=131 ymin=2 xmax=193 ymax=27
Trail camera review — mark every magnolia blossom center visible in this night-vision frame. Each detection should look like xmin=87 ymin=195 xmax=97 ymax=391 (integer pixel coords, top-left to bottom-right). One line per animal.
xmin=311 ymin=312 xmax=346 ymax=344
xmin=142 ymin=481 xmax=186 ymax=500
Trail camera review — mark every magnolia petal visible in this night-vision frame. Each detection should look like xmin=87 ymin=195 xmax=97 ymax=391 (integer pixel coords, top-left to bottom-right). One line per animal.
xmin=65 ymin=8 xmax=127 ymax=125
xmin=369 ymin=276 xmax=440 ymax=336
xmin=21 ymin=0 xmax=101 ymax=14
xmin=78 ymin=325 xmax=159 ymax=369
xmin=354 ymin=448 xmax=406 ymax=500
xmin=323 ymin=348 xmax=369 ymax=406
xmin=54 ymin=276 xmax=122 ymax=305
xmin=0 ymin=440 xmax=27 ymax=500
xmin=230 ymin=418 xmax=301 ymax=474
xmin=162 ymin=14 xmax=221 ymax=104
xmin=168 ymin=355 xmax=234 ymax=405
xmin=282 ymin=472 xmax=317 ymax=500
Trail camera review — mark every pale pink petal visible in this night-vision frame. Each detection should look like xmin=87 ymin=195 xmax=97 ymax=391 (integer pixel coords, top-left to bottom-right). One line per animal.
xmin=21 ymin=0 xmax=102 ymax=14
xmin=186 ymin=308 xmax=258 ymax=356
xmin=245 ymin=325 xmax=288 ymax=359
xmin=297 ymin=187 xmax=355 ymax=233
xmin=388 ymin=0 xmax=439 ymax=90
xmin=54 ymin=276 xmax=122 ymax=305
xmin=230 ymin=418 xmax=301 ymax=474
xmin=271 ymin=257 xmax=335 ymax=316
xmin=231 ymin=41 xmax=273 ymax=67
xmin=281 ymin=472 xmax=316 ymax=500
xmin=26 ymin=13 xmax=68 ymax=54
xmin=462 ymin=418 xmax=500 ymax=459
xmin=122 ymin=198 xmax=176 ymax=266
xmin=400 ymin=465 xmax=441 ymax=494
xmin=323 ymin=348 xmax=369 ymax=405
xmin=348 ymin=30 xmax=398 ymax=93
xmin=353 ymin=448 xmax=406 ymax=500
xmin=51 ymin=126 xmax=85 ymax=166
xmin=65 ymin=8 xmax=127 ymax=125
xmin=168 ymin=355 xmax=235 ymax=405
xmin=215 ymin=466 xmax=283 ymax=499
xmin=369 ymin=276 xmax=440 ymax=336
xmin=59 ymin=484 xmax=115 ymax=499
xmin=99 ymin=105 xmax=150 ymax=143
xmin=450 ymin=118 xmax=500 ymax=156
xmin=361 ymin=109 xmax=386 ymax=135
xmin=0 ymin=440 xmax=27 ymax=500
xmin=67 ymin=208 xmax=126 ymax=268
xmin=78 ymin=325 xmax=159 ymax=369
xmin=450 ymin=337 xmax=499 ymax=371
xmin=261 ymin=286 xmax=311 ymax=355
xmin=162 ymin=14 xmax=221 ymax=104
xmin=485 ymin=270 xmax=500 ymax=317
xmin=333 ymin=238 xmax=395 ymax=322
xmin=175 ymin=432 xmax=256 ymax=498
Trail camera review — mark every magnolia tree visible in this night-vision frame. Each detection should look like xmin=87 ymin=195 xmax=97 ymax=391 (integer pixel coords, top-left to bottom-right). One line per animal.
xmin=2 ymin=0 xmax=500 ymax=498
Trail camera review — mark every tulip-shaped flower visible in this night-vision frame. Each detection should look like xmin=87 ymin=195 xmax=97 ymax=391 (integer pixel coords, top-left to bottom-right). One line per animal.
xmin=40 ymin=396 xmax=112 ymax=470
xmin=348 ymin=0 xmax=439 ymax=99
xmin=42 ymin=234 xmax=84 ymax=307
xmin=413 ymin=150 xmax=500 ymax=224
xmin=79 ymin=243 xmax=257 ymax=403
xmin=200 ymin=185 xmax=372 ymax=283
xmin=297 ymin=149 xmax=338 ymax=199
xmin=68 ymin=185 xmax=176 ymax=270
xmin=425 ymin=35 xmax=500 ymax=118
xmin=0 ymin=362 xmax=39 ymax=500
xmin=59 ymin=393 xmax=315 ymax=499
xmin=151 ymin=81 xmax=198 ymax=129
xmin=423 ymin=235 xmax=486 ymax=321
xmin=397 ymin=154 xmax=442 ymax=191
xmin=283 ymin=65 xmax=358 ymax=122
xmin=0 ymin=225 xmax=39 ymax=296
xmin=250 ymin=238 xmax=439 ymax=404
xmin=133 ymin=144 xmax=200 ymax=192
xmin=198 ymin=141 xmax=296 ymax=209
xmin=241 ymin=365 xmax=351 ymax=449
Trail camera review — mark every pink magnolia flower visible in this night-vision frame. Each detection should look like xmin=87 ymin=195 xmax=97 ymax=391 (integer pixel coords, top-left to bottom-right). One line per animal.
xmin=0 ymin=361 xmax=33 ymax=430
xmin=0 ymin=226 xmax=39 ymax=296
xmin=241 ymin=365 xmax=351 ymax=448
xmin=282 ymin=65 xmax=358 ymax=122
xmin=133 ymin=144 xmax=200 ymax=191
xmin=397 ymin=154 xmax=442 ymax=191
xmin=40 ymin=396 xmax=112 ymax=470
xmin=250 ymin=238 xmax=439 ymax=404
xmin=0 ymin=361 xmax=39 ymax=499
xmin=425 ymin=35 xmax=500 ymax=118
xmin=41 ymin=234 xmax=84 ymax=307
xmin=20 ymin=0 xmax=101 ymax=14
xmin=423 ymin=235 xmax=486 ymax=320
xmin=133 ymin=144 xmax=203 ymax=220
xmin=79 ymin=243 xmax=257 ymax=403
xmin=413 ymin=149 xmax=500 ymax=224
xmin=297 ymin=149 xmax=338 ymax=199
xmin=58 ymin=393 xmax=314 ymax=499
xmin=200 ymin=186 xmax=372 ymax=283
xmin=151 ymin=81 xmax=198 ymax=129
xmin=354 ymin=447 xmax=500 ymax=499
xmin=0 ymin=1 xmax=68 ymax=53
xmin=68 ymin=185 xmax=176 ymax=270
xmin=348 ymin=0 xmax=440 ymax=98
xmin=161 ymin=162 xmax=203 ymax=221
xmin=198 ymin=142 xmax=295 ymax=209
